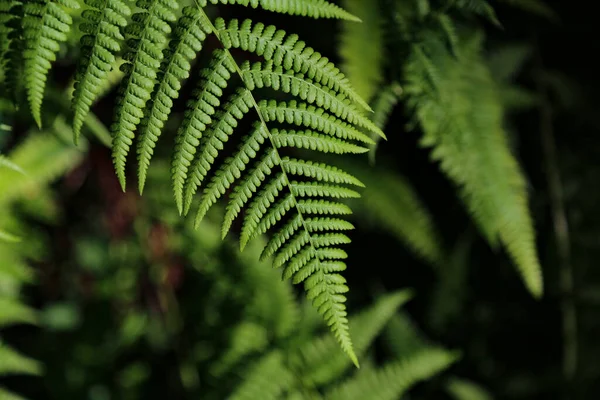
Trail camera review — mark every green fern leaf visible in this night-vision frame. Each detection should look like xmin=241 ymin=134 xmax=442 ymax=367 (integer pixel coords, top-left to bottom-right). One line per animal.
xmin=405 ymin=32 xmax=543 ymax=296
xmin=23 ymin=0 xmax=80 ymax=127
xmin=72 ymin=0 xmax=131 ymax=142
xmin=298 ymin=290 xmax=414 ymax=386
xmin=339 ymin=0 xmax=384 ymax=103
xmin=242 ymin=60 xmax=381 ymax=135
xmin=326 ymin=347 xmax=460 ymax=400
xmin=171 ymin=49 xmax=237 ymax=213
xmin=216 ymin=18 xmax=375 ymax=114
xmin=347 ymin=163 xmax=444 ymax=266
xmin=203 ymin=0 xmax=360 ymax=21
xmin=0 ymin=1 xmax=24 ymax=104
xmin=111 ymin=0 xmax=178 ymax=190
xmin=229 ymin=350 xmax=294 ymax=400
xmin=137 ymin=6 xmax=210 ymax=193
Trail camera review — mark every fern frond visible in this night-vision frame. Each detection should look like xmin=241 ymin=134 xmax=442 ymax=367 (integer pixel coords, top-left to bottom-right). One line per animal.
xmin=72 ymin=0 xmax=131 ymax=142
xmin=339 ymin=0 xmax=384 ymax=103
xmin=0 ymin=1 xmax=24 ymax=103
xmin=298 ymin=290 xmax=414 ymax=386
xmin=260 ymin=100 xmax=376 ymax=144
xmin=201 ymin=0 xmax=360 ymax=21
xmin=23 ymin=0 xmax=80 ymax=127
xmin=111 ymin=0 xmax=178 ymax=190
xmin=347 ymin=163 xmax=444 ymax=266
xmin=405 ymin=32 xmax=543 ymax=296
xmin=172 ymin=49 xmax=237 ymax=213
xmin=137 ymin=6 xmax=210 ymax=193
xmin=326 ymin=347 xmax=459 ymax=400
xmin=229 ymin=350 xmax=294 ymax=400
xmin=216 ymin=18 xmax=374 ymax=114
xmin=242 ymin=61 xmax=380 ymax=135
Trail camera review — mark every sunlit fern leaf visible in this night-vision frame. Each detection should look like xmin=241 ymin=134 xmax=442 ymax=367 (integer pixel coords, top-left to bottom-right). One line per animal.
xmin=111 ymin=0 xmax=178 ymax=190
xmin=137 ymin=6 xmax=210 ymax=193
xmin=339 ymin=0 xmax=384 ymax=104
xmin=367 ymin=83 xmax=402 ymax=163
xmin=297 ymin=290 xmax=414 ymax=386
xmin=325 ymin=347 xmax=460 ymax=400
xmin=241 ymin=60 xmax=381 ymax=135
xmin=202 ymin=0 xmax=361 ymax=21
xmin=71 ymin=0 xmax=131 ymax=142
xmin=404 ymin=32 xmax=543 ymax=296
xmin=216 ymin=18 xmax=374 ymax=113
xmin=22 ymin=0 xmax=80 ymax=127
xmin=229 ymin=350 xmax=295 ymax=400
xmin=172 ymin=49 xmax=237 ymax=214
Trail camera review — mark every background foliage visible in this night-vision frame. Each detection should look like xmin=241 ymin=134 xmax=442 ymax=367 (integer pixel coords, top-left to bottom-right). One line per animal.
xmin=1 ymin=0 xmax=599 ymax=399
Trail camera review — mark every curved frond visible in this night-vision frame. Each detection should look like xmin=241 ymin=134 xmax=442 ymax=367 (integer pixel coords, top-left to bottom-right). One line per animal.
xmin=171 ymin=49 xmax=237 ymax=213
xmin=137 ymin=6 xmax=210 ymax=192
xmin=298 ymin=290 xmax=414 ymax=386
xmin=228 ymin=351 xmax=294 ymax=400
xmin=23 ymin=0 xmax=80 ymax=127
xmin=326 ymin=347 xmax=460 ymax=400
xmin=405 ymin=32 xmax=543 ymax=296
xmin=111 ymin=0 xmax=178 ymax=190
xmin=347 ymin=163 xmax=444 ymax=266
xmin=216 ymin=18 xmax=376 ymax=114
xmin=202 ymin=0 xmax=360 ymax=21
xmin=72 ymin=0 xmax=131 ymax=142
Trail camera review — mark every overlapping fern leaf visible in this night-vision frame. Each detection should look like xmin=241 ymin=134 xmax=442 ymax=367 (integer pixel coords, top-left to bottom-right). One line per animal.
xmin=22 ymin=0 xmax=80 ymax=127
xmin=71 ymin=0 xmax=131 ymax=142
xmin=404 ymin=31 xmax=543 ymax=296
xmin=2 ymin=0 xmax=377 ymax=363
xmin=169 ymin=15 xmax=381 ymax=364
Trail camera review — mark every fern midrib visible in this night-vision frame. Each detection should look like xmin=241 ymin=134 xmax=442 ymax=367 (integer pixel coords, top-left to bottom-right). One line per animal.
xmin=194 ymin=6 xmax=356 ymax=365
